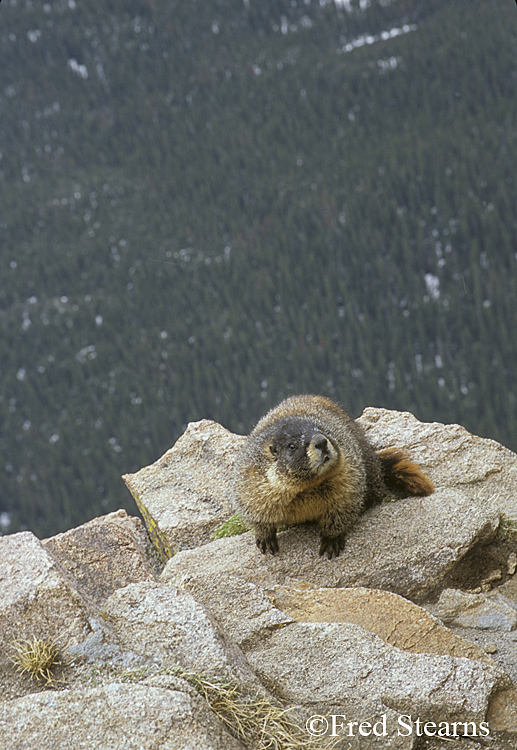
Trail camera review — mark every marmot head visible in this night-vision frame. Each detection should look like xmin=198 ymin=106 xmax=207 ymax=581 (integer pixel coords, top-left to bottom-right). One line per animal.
xmin=258 ymin=417 xmax=339 ymax=487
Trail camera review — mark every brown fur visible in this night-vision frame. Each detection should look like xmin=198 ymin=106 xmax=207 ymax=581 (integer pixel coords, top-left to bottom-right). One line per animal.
xmin=232 ymin=395 xmax=434 ymax=559
xmin=377 ymin=448 xmax=435 ymax=497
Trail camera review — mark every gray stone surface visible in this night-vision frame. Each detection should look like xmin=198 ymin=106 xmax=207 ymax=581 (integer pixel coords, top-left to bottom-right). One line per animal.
xmin=245 ymin=622 xmax=504 ymax=723
xmin=0 ymin=681 xmax=245 ymax=750
xmin=103 ymin=580 xmax=259 ymax=688
xmin=425 ymin=588 xmax=517 ymax=632
xmin=358 ymin=407 xmax=517 ymax=521
xmin=162 ymin=485 xmax=500 ymax=604
xmin=449 ymin=627 xmax=517 ymax=686
xmin=0 ymin=531 xmax=110 ymax=654
xmin=43 ymin=510 xmax=158 ymax=606
xmin=122 ymin=419 xmax=245 ymax=558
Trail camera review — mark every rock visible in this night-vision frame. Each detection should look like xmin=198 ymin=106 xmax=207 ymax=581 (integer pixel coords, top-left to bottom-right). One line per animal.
xmin=446 ymin=626 xmax=517 ymax=686
xmin=425 ymin=588 xmax=517 ymax=631
xmin=487 ymin=688 xmax=517 ymax=733
xmin=245 ymin=622 xmax=502 ymax=723
xmin=420 ymin=741 xmax=483 ymax=750
xmin=43 ymin=510 xmax=158 ymax=606
xmin=162 ymin=543 xmax=497 ymax=663
xmin=499 ymin=571 xmax=517 ymax=601
xmin=0 ymin=680 xmax=245 ymax=750
xmin=2 ymin=408 xmax=517 ymax=749
xmin=357 ymin=408 xmax=517 ymax=521
xmin=294 ymin=698 xmax=416 ymax=749
xmin=273 ymin=586 xmax=494 ymax=664
xmin=161 ymin=540 xmax=293 ymax=648
xmin=102 ymin=580 xmax=260 ymax=688
xmin=162 ymin=484 xmax=500 ymax=605
xmin=122 ymin=420 xmax=244 ymax=560
xmin=0 ymin=531 xmax=114 ymax=698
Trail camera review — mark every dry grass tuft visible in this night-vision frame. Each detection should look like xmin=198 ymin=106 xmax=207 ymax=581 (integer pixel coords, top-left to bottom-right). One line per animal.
xmin=173 ymin=667 xmax=336 ymax=750
xmin=12 ymin=638 xmax=61 ymax=685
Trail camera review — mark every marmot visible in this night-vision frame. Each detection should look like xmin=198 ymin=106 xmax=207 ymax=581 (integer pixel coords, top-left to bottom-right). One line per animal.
xmin=232 ymin=395 xmax=434 ymax=559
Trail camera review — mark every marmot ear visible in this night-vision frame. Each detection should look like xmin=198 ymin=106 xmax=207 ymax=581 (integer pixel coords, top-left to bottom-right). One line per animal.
xmin=268 ymin=443 xmax=278 ymax=458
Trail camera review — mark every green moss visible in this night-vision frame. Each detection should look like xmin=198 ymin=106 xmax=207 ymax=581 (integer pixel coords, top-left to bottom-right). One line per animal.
xmin=132 ymin=492 xmax=174 ymax=561
xmin=497 ymin=514 xmax=517 ymax=542
xmin=211 ymin=514 xmax=249 ymax=540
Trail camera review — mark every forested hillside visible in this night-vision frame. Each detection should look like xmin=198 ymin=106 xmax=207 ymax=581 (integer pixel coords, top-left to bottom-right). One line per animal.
xmin=1 ymin=0 xmax=516 ymax=537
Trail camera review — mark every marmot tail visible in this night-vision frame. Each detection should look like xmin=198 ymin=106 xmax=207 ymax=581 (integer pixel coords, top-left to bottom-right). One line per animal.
xmin=377 ymin=448 xmax=434 ymax=497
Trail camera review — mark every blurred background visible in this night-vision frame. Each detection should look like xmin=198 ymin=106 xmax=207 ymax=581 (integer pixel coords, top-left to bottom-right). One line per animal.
xmin=1 ymin=0 xmax=516 ymax=537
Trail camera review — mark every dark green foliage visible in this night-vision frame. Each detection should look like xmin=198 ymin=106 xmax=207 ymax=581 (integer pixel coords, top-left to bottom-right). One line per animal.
xmin=1 ymin=0 xmax=516 ymax=537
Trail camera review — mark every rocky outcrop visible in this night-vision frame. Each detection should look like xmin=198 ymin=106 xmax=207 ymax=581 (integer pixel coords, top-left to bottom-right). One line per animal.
xmin=122 ymin=419 xmax=242 ymax=557
xmin=357 ymin=408 xmax=517 ymax=521
xmin=42 ymin=508 xmax=160 ymax=604
xmin=160 ymin=490 xmax=500 ymax=603
xmin=102 ymin=580 xmax=260 ymax=688
xmin=272 ymin=586 xmax=495 ymax=661
xmin=0 ymin=530 xmax=115 ymax=684
xmin=1 ymin=409 xmax=517 ymax=749
xmin=1 ymin=678 xmax=247 ymax=750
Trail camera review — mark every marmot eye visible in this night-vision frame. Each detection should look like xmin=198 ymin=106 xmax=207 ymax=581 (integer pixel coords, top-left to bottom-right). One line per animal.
xmin=288 ymin=443 xmax=296 ymax=451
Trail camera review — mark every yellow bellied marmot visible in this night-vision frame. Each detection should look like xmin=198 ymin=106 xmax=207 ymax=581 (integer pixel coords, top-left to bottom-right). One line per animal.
xmin=232 ymin=394 xmax=434 ymax=559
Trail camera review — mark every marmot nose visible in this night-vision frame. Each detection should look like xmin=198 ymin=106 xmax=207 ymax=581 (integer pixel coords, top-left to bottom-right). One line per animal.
xmin=312 ymin=434 xmax=329 ymax=454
